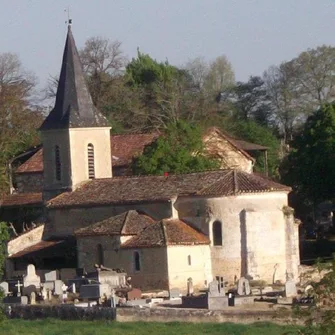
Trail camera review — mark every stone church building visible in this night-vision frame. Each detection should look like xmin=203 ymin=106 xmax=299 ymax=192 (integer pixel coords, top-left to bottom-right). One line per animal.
xmin=1 ymin=26 xmax=300 ymax=292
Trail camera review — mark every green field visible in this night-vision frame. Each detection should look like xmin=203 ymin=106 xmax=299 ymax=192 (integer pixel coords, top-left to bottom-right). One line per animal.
xmin=0 ymin=319 xmax=303 ymax=335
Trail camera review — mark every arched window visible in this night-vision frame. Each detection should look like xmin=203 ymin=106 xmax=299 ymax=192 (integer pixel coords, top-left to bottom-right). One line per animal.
xmin=55 ymin=145 xmax=61 ymax=181
xmin=213 ymin=221 xmax=223 ymax=246
xmin=96 ymin=244 xmax=104 ymax=265
xmin=87 ymin=143 xmax=95 ymax=179
xmin=188 ymin=255 xmax=192 ymax=266
xmin=134 ymin=251 xmax=141 ymax=271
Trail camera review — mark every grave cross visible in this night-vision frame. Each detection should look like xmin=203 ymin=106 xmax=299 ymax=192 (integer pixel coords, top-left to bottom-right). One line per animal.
xmin=15 ymin=281 xmax=23 ymax=297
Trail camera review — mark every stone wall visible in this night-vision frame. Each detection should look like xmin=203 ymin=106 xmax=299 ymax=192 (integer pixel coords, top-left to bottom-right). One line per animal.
xmin=77 ymin=235 xmax=169 ymax=291
xmin=4 ymin=305 xmax=302 ymax=325
xmin=175 ymin=192 xmax=298 ymax=284
xmin=167 ymin=245 xmax=212 ymax=292
xmin=15 ymin=173 xmax=43 ymax=193
xmin=203 ymin=131 xmax=253 ymax=173
xmin=44 ymin=201 xmax=172 ymax=239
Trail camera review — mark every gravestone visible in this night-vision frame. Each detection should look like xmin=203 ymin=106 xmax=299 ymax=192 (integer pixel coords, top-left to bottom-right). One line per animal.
xmin=80 ymin=283 xmax=110 ymax=300
xmin=41 ymin=286 xmax=48 ymax=300
xmin=71 ymin=283 xmax=76 ymax=294
xmin=23 ymin=264 xmax=41 ymax=295
xmin=44 ymin=270 xmax=58 ymax=282
xmin=47 ymin=289 xmax=52 ymax=301
xmin=169 ymin=287 xmax=180 ymax=299
xmin=285 ymin=280 xmax=297 ymax=298
xmin=0 ymin=282 xmax=9 ymax=296
xmin=208 ymin=280 xmax=224 ymax=296
xmin=127 ymin=288 xmax=142 ymax=300
xmin=62 ymin=284 xmax=68 ymax=303
xmin=15 ymin=281 xmax=23 ymax=297
xmin=187 ymin=277 xmax=194 ymax=296
xmin=43 ymin=281 xmax=55 ymax=291
xmin=30 ymin=292 xmax=36 ymax=305
xmin=54 ymin=280 xmax=64 ymax=295
xmin=237 ymin=277 xmax=251 ymax=296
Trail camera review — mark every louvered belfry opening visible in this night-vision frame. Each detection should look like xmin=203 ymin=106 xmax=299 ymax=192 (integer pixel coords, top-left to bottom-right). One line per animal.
xmin=87 ymin=143 xmax=95 ymax=179
xmin=55 ymin=145 xmax=61 ymax=181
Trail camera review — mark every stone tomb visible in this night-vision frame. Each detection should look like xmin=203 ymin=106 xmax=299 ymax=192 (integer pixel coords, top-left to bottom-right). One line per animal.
xmin=80 ymin=284 xmax=111 ymax=300
xmin=169 ymin=287 xmax=181 ymax=299
xmin=44 ymin=270 xmax=59 ymax=282
xmin=23 ymin=264 xmax=41 ymax=295
xmin=127 ymin=288 xmax=142 ymax=300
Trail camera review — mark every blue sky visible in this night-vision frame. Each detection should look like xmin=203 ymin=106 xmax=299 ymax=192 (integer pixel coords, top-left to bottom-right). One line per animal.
xmin=1 ymin=0 xmax=335 ymax=89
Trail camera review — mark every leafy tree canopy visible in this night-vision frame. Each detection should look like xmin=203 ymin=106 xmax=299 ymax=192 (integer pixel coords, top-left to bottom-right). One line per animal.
xmin=280 ymin=104 xmax=335 ymax=205
xmin=132 ymin=121 xmax=220 ymax=175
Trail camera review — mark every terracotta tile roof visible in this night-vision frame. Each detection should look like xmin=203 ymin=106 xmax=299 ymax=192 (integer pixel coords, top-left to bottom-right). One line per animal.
xmin=197 ymin=170 xmax=290 ymax=196
xmin=111 ymin=133 xmax=159 ymax=167
xmin=14 ymin=129 xmax=266 ymax=174
xmin=9 ymin=240 xmax=63 ymax=258
xmin=122 ymin=219 xmax=210 ymax=248
xmin=74 ymin=210 xmax=154 ymax=236
xmin=15 ymin=133 xmax=159 ymax=173
xmin=232 ymin=139 xmax=268 ymax=151
xmin=0 ymin=192 xmax=43 ymax=208
xmin=47 ymin=170 xmax=290 ymax=209
xmin=16 ymin=149 xmax=43 ymax=173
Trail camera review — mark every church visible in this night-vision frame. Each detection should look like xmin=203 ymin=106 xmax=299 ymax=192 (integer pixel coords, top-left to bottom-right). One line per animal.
xmin=0 ymin=25 xmax=300 ymax=292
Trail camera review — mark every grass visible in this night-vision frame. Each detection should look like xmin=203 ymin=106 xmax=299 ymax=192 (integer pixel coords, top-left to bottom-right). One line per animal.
xmin=0 ymin=319 xmax=303 ymax=335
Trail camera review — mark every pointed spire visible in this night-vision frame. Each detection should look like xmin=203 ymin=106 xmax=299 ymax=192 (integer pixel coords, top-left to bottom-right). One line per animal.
xmin=40 ymin=26 xmax=108 ymax=130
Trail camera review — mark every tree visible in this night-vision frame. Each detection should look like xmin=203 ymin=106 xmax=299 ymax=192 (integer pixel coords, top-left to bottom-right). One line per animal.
xmin=0 ymin=53 xmax=42 ymax=195
xmin=204 ymin=55 xmax=235 ymax=98
xmin=280 ymin=104 xmax=335 ymax=206
xmin=132 ymin=121 xmax=219 ymax=175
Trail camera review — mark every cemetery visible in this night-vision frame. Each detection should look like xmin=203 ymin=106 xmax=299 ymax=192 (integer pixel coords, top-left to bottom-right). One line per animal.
xmin=0 ymin=261 xmax=317 ymax=324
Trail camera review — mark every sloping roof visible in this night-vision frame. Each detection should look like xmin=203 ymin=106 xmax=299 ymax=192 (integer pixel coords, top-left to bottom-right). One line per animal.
xmin=122 ymin=218 xmax=210 ymax=248
xmin=111 ymin=133 xmax=159 ymax=167
xmin=74 ymin=210 xmax=154 ymax=236
xmin=16 ymin=133 xmax=159 ymax=173
xmin=40 ymin=25 xmax=108 ymax=130
xmin=9 ymin=240 xmax=63 ymax=258
xmin=232 ymin=139 xmax=268 ymax=151
xmin=16 ymin=148 xmax=43 ymax=173
xmin=47 ymin=170 xmax=290 ymax=209
xmin=0 ymin=192 xmax=43 ymax=208
xmin=197 ymin=170 xmax=289 ymax=196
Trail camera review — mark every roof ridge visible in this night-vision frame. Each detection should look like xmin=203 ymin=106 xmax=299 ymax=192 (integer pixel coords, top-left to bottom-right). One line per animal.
xmin=233 ymin=170 xmax=238 ymax=195
xmin=121 ymin=211 xmax=131 ymax=235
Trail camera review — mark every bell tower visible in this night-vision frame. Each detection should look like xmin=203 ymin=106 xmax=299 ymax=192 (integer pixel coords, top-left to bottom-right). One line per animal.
xmin=40 ymin=25 xmax=112 ymax=201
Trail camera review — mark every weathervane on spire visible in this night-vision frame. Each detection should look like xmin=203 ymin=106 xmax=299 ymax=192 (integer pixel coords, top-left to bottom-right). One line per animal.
xmin=64 ymin=7 xmax=72 ymax=27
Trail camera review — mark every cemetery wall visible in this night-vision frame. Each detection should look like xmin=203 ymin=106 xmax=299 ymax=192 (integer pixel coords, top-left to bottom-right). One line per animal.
xmin=44 ymin=201 xmax=172 ymax=238
xmin=3 ymin=305 xmax=303 ymax=325
xmin=175 ymin=192 xmax=299 ymax=284
xmin=77 ymin=236 xmax=169 ymax=291
xmin=167 ymin=245 xmax=212 ymax=292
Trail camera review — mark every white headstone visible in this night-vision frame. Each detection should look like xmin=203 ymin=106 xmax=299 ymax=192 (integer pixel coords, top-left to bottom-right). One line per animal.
xmin=44 ymin=270 xmax=58 ymax=282
xmin=54 ymin=280 xmax=64 ymax=295
xmin=23 ymin=264 xmax=41 ymax=293
xmin=208 ymin=280 xmax=225 ymax=296
xmin=41 ymin=286 xmax=48 ymax=300
xmin=30 ymin=292 xmax=36 ymax=305
xmin=62 ymin=284 xmax=68 ymax=304
xmin=237 ymin=277 xmax=251 ymax=296
xmin=15 ymin=281 xmax=23 ymax=297
xmin=72 ymin=283 xmax=76 ymax=294
xmin=285 ymin=280 xmax=297 ymax=298
xmin=0 ymin=282 xmax=9 ymax=296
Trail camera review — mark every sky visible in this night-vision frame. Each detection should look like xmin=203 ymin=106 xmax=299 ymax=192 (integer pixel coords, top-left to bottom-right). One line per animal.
xmin=1 ymin=0 xmax=335 ymax=91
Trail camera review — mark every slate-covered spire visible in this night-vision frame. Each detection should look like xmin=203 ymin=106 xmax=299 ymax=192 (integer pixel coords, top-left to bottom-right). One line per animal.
xmin=40 ymin=25 xmax=108 ymax=130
